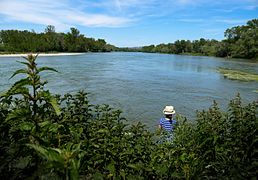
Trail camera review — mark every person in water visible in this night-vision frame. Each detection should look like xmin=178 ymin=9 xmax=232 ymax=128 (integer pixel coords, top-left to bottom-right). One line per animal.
xmin=159 ymin=105 xmax=177 ymax=132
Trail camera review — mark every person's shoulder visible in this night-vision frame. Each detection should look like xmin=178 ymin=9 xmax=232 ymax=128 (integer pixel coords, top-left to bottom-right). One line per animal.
xmin=159 ymin=117 xmax=164 ymax=121
xmin=159 ymin=117 xmax=164 ymax=123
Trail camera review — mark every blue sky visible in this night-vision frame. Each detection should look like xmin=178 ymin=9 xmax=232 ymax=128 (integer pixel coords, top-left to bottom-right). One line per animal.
xmin=0 ymin=0 xmax=257 ymax=47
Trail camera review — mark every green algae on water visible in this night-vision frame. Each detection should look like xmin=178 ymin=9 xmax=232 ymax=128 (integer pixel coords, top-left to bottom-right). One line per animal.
xmin=217 ymin=68 xmax=258 ymax=82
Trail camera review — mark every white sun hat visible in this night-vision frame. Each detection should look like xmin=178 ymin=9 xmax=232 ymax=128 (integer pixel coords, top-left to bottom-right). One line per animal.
xmin=163 ymin=105 xmax=176 ymax=115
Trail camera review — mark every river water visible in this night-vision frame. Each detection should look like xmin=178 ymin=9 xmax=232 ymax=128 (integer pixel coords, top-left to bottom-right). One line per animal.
xmin=0 ymin=52 xmax=257 ymax=130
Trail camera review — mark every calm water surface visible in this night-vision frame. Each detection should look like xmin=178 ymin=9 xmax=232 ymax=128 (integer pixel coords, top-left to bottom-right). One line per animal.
xmin=0 ymin=52 xmax=257 ymax=130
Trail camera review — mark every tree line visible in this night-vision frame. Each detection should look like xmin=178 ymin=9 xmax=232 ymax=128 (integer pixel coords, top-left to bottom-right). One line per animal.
xmin=0 ymin=19 xmax=257 ymax=59
xmin=0 ymin=25 xmax=117 ymax=53
xmin=123 ymin=19 xmax=258 ymax=60
xmin=0 ymin=54 xmax=257 ymax=179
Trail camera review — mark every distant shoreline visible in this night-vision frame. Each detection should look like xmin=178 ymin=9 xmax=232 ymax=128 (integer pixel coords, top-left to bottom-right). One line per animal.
xmin=0 ymin=52 xmax=86 ymax=57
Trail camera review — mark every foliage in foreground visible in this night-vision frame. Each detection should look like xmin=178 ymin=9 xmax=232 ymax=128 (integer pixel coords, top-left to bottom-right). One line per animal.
xmin=0 ymin=55 xmax=257 ymax=179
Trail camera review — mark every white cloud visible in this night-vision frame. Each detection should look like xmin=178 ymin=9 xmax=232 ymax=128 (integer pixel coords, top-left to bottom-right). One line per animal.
xmin=203 ymin=28 xmax=224 ymax=37
xmin=0 ymin=0 xmax=256 ymax=31
xmin=178 ymin=18 xmax=204 ymax=23
xmin=178 ymin=18 xmax=248 ymax=25
xmin=0 ymin=0 xmax=132 ymax=30
xmin=244 ymin=5 xmax=258 ymax=10
xmin=66 ymin=12 xmax=132 ymax=27
xmin=214 ymin=19 xmax=248 ymax=24
xmin=175 ymin=0 xmax=198 ymax=5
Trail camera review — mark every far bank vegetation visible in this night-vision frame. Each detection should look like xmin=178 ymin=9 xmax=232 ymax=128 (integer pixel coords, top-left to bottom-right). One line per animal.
xmin=124 ymin=19 xmax=258 ymax=60
xmin=0 ymin=25 xmax=116 ymax=53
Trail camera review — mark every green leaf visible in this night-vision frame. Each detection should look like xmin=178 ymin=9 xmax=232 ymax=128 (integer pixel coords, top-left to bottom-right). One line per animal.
xmin=6 ymin=87 xmax=30 ymax=97
xmin=128 ymin=164 xmax=140 ymax=171
xmin=49 ymin=123 xmax=60 ymax=133
xmin=13 ymin=156 xmax=32 ymax=169
xmin=27 ymin=144 xmax=64 ymax=163
xmin=179 ymin=153 xmax=187 ymax=161
xmin=39 ymin=121 xmax=51 ymax=128
xmin=106 ymin=163 xmax=115 ymax=173
xmin=10 ymin=78 xmax=31 ymax=90
xmin=17 ymin=61 xmax=33 ymax=69
xmin=37 ymin=91 xmax=51 ymax=99
xmin=4 ymin=80 xmax=31 ymax=98
xmin=49 ymin=97 xmax=61 ymax=116
xmin=92 ymin=172 xmax=104 ymax=180
xmin=52 ymin=148 xmax=62 ymax=154
xmin=0 ymin=91 xmax=7 ymax=97
xmin=97 ymin=129 xmax=109 ymax=133
xmin=38 ymin=67 xmax=58 ymax=73
xmin=27 ymin=144 xmax=49 ymax=158
xmin=9 ymin=69 xmax=28 ymax=79
xmin=19 ymin=122 xmax=34 ymax=131
xmin=5 ymin=107 xmax=31 ymax=122
xmin=37 ymin=91 xmax=61 ymax=115
xmin=70 ymin=160 xmax=80 ymax=180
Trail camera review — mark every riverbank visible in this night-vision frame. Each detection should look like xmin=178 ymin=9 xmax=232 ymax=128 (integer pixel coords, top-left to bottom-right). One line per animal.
xmin=0 ymin=52 xmax=86 ymax=57
xmin=133 ymin=51 xmax=258 ymax=62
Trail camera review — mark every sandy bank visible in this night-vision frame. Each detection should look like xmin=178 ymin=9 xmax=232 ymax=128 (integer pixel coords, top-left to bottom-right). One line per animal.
xmin=0 ymin=52 xmax=86 ymax=57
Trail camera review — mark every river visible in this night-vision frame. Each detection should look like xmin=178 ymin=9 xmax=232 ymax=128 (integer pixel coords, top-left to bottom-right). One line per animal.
xmin=0 ymin=52 xmax=257 ymax=130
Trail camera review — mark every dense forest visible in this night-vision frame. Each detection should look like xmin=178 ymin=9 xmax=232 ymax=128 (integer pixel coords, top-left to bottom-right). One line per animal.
xmin=0 ymin=25 xmax=116 ymax=53
xmin=121 ymin=19 xmax=258 ymax=60
xmin=0 ymin=54 xmax=257 ymax=179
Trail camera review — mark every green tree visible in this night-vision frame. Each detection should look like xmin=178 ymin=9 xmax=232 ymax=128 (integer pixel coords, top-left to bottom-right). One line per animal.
xmin=0 ymin=26 xmax=117 ymax=53
xmin=45 ymin=25 xmax=55 ymax=34
xmin=224 ymin=19 xmax=258 ymax=59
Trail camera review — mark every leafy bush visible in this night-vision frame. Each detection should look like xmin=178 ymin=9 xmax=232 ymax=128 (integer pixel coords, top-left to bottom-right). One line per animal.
xmin=0 ymin=55 xmax=257 ymax=179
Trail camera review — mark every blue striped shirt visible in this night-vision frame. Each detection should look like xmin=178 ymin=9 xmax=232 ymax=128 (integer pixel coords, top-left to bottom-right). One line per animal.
xmin=159 ymin=117 xmax=177 ymax=132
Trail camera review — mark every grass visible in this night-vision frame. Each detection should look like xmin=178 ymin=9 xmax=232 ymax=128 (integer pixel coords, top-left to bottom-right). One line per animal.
xmin=217 ymin=68 xmax=258 ymax=82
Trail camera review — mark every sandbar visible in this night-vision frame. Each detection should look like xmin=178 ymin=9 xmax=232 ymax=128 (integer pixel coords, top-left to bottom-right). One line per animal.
xmin=0 ymin=52 xmax=86 ymax=57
